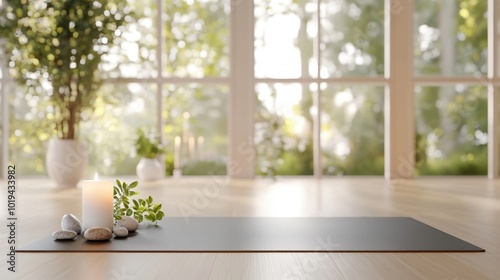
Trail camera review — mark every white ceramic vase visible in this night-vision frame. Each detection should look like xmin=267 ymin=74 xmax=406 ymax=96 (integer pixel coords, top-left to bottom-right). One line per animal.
xmin=46 ymin=139 xmax=88 ymax=187
xmin=136 ymin=158 xmax=164 ymax=181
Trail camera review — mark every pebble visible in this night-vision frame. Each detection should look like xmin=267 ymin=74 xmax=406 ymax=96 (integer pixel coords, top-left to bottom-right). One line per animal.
xmin=52 ymin=230 xmax=77 ymax=240
xmin=117 ymin=216 xmax=138 ymax=232
xmin=83 ymin=227 xmax=112 ymax=241
xmin=61 ymin=214 xmax=82 ymax=234
xmin=113 ymin=227 xmax=129 ymax=238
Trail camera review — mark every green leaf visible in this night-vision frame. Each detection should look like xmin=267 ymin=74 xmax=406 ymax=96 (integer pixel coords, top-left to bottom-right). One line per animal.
xmin=158 ymin=211 xmax=165 ymax=219
xmin=155 ymin=212 xmax=164 ymax=220
xmin=133 ymin=199 xmax=139 ymax=208
xmin=136 ymin=215 xmax=144 ymax=223
xmin=146 ymin=213 xmax=155 ymax=221
xmin=140 ymin=199 xmax=146 ymax=206
xmin=153 ymin=203 xmax=162 ymax=212
xmin=126 ymin=209 xmax=133 ymax=216
xmin=116 ymin=179 xmax=122 ymax=188
xmin=147 ymin=196 xmax=153 ymax=204
xmin=129 ymin=181 xmax=138 ymax=189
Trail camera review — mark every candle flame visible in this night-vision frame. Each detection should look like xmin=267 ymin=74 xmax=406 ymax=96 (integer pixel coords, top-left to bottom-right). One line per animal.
xmin=94 ymin=172 xmax=99 ymax=180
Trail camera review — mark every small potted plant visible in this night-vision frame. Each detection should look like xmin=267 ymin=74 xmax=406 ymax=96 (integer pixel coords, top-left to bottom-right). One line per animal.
xmin=135 ymin=128 xmax=166 ymax=181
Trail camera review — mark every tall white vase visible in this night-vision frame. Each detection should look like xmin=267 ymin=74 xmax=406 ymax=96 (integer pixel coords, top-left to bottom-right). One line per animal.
xmin=46 ymin=139 xmax=88 ymax=187
xmin=136 ymin=158 xmax=164 ymax=181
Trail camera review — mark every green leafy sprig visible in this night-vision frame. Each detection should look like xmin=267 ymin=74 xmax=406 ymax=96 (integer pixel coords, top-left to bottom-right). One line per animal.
xmin=113 ymin=180 xmax=165 ymax=224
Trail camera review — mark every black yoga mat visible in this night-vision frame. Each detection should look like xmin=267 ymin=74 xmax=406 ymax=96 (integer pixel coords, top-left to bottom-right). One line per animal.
xmin=18 ymin=217 xmax=484 ymax=253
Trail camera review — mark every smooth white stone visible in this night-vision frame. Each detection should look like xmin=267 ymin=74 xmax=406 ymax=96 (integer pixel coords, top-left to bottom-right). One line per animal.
xmin=83 ymin=227 xmax=112 ymax=241
xmin=52 ymin=230 xmax=77 ymax=240
xmin=113 ymin=227 xmax=129 ymax=238
xmin=117 ymin=216 xmax=138 ymax=232
xmin=61 ymin=214 xmax=82 ymax=234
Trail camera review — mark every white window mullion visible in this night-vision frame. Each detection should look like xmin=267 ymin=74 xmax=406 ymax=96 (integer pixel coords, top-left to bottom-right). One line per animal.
xmin=384 ymin=0 xmax=415 ymax=180
xmin=156 ymin=0 xmax=164 ymax=140
xmin=488 ymin=0 xmax=499 ymax=179
xmin=415 ymin=76 xmax=494 ymax=84
xmin=488 ymin=86 xmax=498 ymax=179
xmin=313 ymin=0 xmax=322 ymax=178
xmin=228 ymin=0 xmax=255 ymax=178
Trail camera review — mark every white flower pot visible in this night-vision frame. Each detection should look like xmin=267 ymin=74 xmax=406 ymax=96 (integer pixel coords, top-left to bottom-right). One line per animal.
xmin=136 ymin=158 xmax=164 ymax=181
xmin=46 ymin=139 xmax=88 ymax=187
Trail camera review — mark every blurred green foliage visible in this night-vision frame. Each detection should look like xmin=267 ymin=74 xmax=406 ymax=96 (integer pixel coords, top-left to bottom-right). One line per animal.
xmin=0 ymin=0 xmax=132 ymax=139
xmin=255 ymin=0 xmax=487 ymax=176
xmin=182 ymin=159 xmax=227 ymax=176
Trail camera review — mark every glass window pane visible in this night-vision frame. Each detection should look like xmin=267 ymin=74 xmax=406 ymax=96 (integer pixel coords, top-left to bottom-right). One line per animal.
xmin=8 ymin=82 xmax=54 ymax=176
xmin=255 ymin=0 xmax=317 ymax=78
xmin=414 ymin=0 xmax=487 ymax=76
xmin=164 ymin=1 xmax=229 ymax=78
xmin=8 ymin=82 xmax=158 ymax=176
xmin=321 ymin=85 xmax=384 ymax=175
xmin=321 ymin=0 xmax=385 ymax=77
xmin=255 ymin=83 xmax=314 ymax=176
xmin=80 ymin=83 xmax=158 ymax=176
xmin=415 ymin=85 xmax=487 ymax=175
xmin=163 ymin=84 xmax=228 ymax=175
xmin=100 ymin=0 xmax=158 ymax=78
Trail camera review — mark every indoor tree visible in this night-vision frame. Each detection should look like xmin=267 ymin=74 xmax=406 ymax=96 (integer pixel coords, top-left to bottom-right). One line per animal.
xmin=0 ymin=0 xmax=133 ymax=185
xmin=0 ymin=0 xmax=132 ymax=139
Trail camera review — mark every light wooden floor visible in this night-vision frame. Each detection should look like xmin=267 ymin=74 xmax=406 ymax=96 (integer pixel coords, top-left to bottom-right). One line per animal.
xmin=1 ymin=177 xmax=499 ymax=280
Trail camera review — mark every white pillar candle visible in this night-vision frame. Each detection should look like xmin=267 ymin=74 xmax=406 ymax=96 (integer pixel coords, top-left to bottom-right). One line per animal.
xmin=197 ymin=136 xmax=204 ymax=159
xmin=82 ymin=174 xmax=114 ymax=232
xmin=188 ymin=136 xmax=196 ymax=159
xmin=182 ymin=112 xmax=190 ymax=146
xmin=174 ymin=136 xmax=181 ymax=169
